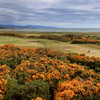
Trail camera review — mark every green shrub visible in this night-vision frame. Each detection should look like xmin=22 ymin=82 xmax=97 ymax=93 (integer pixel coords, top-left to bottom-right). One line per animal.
xmin=3 ymin=79 xmax=50 ymax=100
xmin=16 ymin=72 xmax=29 ymax=84
xmin=0 ymin=57 xmax=29 ymax=69
xmin=23 ymin=80 xmax=50 ymax=100
xmin=85 ymin=95 xmax=100 ymax=100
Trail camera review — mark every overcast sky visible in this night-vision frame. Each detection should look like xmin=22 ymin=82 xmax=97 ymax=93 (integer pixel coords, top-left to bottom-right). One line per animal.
xmin=0 ymin=0 xmax=100 ymax=28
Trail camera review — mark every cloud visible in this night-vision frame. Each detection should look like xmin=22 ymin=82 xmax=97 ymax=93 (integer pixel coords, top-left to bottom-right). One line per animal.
xmin=0 ymin=0 xmax=100 ymax=27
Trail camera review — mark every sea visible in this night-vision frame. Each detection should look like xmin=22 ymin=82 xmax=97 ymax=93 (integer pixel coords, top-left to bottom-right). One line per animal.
xmin=0 ymin=28 xmax=100 ymax=32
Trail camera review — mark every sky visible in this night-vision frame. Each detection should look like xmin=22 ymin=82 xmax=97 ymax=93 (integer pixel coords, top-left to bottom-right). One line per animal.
xmin=0 ymin=0 xmax=100 ymax=28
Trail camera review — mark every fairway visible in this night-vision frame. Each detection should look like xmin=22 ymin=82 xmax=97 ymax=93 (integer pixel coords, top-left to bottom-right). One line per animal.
xmin=64 ymin=43 xmax=100 ymax=57
xmin=0 ymin=36 xmax=100 ymax=57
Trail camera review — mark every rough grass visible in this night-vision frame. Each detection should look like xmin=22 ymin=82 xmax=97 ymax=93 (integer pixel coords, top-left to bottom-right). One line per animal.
xmin=0 ymin=36 xmax=100 ymax=57
xmin=64 ymin=43 xmax=100 ymax=57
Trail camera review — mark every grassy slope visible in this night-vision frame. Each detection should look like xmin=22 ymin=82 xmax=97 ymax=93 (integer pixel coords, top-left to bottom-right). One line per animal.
xmin=0 ymin=36 xmax=100 ymax=57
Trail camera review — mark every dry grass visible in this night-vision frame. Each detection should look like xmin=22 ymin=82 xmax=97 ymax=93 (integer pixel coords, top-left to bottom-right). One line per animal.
xmin=64 ymin=43 xmax=100 ymax=57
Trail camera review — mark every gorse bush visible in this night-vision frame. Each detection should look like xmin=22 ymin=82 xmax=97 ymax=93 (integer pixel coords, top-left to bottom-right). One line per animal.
xmin=72 ymin=38 xmax=100 ymax=44
xmin=28 ymin=34 xmax=91 ymax=43
xmin=24 ymin=80 xmax=50 ymax=100
xmin=28 ymin=34 xmax=100 ymax=44
xmin=0 ymin=57 xmax=29 ymax=69
xmin=66 ymin=54 xmax=100 ymax=73
xmin=3 ymin=78 xmax=50 ymax=100
xmin=0 ymin=33 xmax=26 ymax=38
xmin=0 ymin=32 xmax=99 ymax=44
xmin=0 ymin=44 xmax=100 ymax=100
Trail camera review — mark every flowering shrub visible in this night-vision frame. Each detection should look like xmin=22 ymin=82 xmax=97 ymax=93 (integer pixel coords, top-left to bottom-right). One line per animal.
xmin=1 ymin=32 xmax=99 ymax=44
xmin=0 ymin=79 xmax=7 ymax=100
xmin=0 ymin=44 xmax=99 ymax=100
xmin=0 ymin=31 xmax=100 ymax=44
xmin=66 ymin=54 xmax=100 ymax=72
xmin=28 ymin=34 xmax=100 ymax=44
xmin=72 ymin=38 xmax=100 ymax=44
xmin=0 ymin=33 xmax=26 ymax=38
xmin=28 ymin=34 xmax=91 ymax=43
xmin=35 ymin=97 xmax=44 ymax=100
xmin=54 ymin=78 xmax=100 ymax=100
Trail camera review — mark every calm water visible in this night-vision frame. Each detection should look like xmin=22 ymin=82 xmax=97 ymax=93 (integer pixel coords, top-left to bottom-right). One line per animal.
xmin=0 ymin=28 xmax=100 ymax=32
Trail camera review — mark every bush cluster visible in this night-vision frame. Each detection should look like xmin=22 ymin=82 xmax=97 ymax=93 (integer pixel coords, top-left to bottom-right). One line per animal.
xmin=72 ymin=39 xmax=100 ymax=44
xmin=0 ymin=33 xmax=26 ymax=38
xmin=28 ymin=34 xmax=90 ymax=42
xmin=0 ymin=44 xmax=100 ymax=100
xmin=1 ymin=32 xmax=100 ymax=44
xmin=3 ymin=78 xmax=50 ymax=100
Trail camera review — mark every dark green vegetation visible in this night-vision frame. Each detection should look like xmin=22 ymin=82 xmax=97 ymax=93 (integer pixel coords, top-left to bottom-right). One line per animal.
xmin=3 ymin=78 xmax=50 ymax=100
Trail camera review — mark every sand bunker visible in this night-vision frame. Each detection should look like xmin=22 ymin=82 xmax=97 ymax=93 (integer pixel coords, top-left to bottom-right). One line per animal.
xmin=27 ymin=41 xmax=39 ymax=44
xmin=65 ymin=48 xmax=70 ymax=50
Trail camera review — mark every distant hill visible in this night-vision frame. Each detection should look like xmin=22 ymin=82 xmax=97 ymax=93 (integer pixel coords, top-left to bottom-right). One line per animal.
xmin=0 ymin=27 xmax=7 ymax=29
xmin=0 ymin=24 xmax=56 ymax=28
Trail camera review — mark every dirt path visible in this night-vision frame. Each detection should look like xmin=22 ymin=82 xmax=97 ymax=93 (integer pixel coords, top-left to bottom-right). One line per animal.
xmin=65 ymin=43 xmax=100 ymax=57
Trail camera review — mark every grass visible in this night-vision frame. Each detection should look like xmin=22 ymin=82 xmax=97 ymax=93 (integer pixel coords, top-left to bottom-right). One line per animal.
xmin=0 ymin=36 xmax=70 ymax=52
xmin=0 ymin=36 xmax=43 ymax=48
xmin=0 ymin=36 xmax=100 ymax=57
xmin=81 ymin=44 xmax=100 ymax=50
xmin=64 ymin=43 xmax=100 ymax=57
xmin=0 ymin=36 xmax=67 ymax=49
